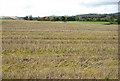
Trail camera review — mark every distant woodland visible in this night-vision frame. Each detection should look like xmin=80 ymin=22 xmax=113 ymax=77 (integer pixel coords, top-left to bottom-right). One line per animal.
xmin=24 ymin=13 xmax=119 ymax=23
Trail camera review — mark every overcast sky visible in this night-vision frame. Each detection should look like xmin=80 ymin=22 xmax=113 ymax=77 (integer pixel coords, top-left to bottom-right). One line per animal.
xmin=0 ymin=0 xmax=119 ymax=17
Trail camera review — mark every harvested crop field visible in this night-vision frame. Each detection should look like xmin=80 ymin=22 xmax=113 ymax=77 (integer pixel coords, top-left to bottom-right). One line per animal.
xmin=2 ymin=20 xmax=118 ymax=79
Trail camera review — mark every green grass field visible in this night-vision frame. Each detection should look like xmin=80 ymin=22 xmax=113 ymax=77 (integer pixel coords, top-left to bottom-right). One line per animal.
xmin=67 ymin=21 xmax=110 ymax=24
xmin=2 ymin=20 xmax=118 ymax=79
xmin=54 ymin=21 xmax=118 ymax=24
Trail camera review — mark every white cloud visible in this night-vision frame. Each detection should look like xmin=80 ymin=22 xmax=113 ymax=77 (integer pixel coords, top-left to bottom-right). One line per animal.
xmin=0 ymin=0 xmax=119 ymax=17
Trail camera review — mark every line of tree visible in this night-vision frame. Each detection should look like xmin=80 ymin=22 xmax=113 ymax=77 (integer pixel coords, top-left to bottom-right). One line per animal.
xmin=24 ymin=15 xmax=34 ymax=20
xmin=24 ymin=13 xmax=118 ymax=22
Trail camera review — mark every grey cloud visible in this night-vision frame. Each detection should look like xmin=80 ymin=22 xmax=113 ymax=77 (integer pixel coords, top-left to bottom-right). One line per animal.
xmin=79 ymin=2 xmax=118 ymax=7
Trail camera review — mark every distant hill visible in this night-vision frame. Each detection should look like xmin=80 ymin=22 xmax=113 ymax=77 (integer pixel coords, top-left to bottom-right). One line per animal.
xmin=0 ymin=16 xmax=23 ymax=20
xmin=76 ymin=12 xmax=119 ymax=17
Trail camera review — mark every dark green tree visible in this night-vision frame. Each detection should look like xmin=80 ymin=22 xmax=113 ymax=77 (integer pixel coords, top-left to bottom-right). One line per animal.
xmin=61 ymin=16 xmax=65 ymax=21
xmin=29 ymin=15 xmax=33 ymax=20
xmin=24 ymin=16 xmax=28 ymax=20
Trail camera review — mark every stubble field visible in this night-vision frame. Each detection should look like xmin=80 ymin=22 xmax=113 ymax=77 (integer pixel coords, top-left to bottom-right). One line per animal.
xmin=2 ymin=20 xmax=118 ymax=79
